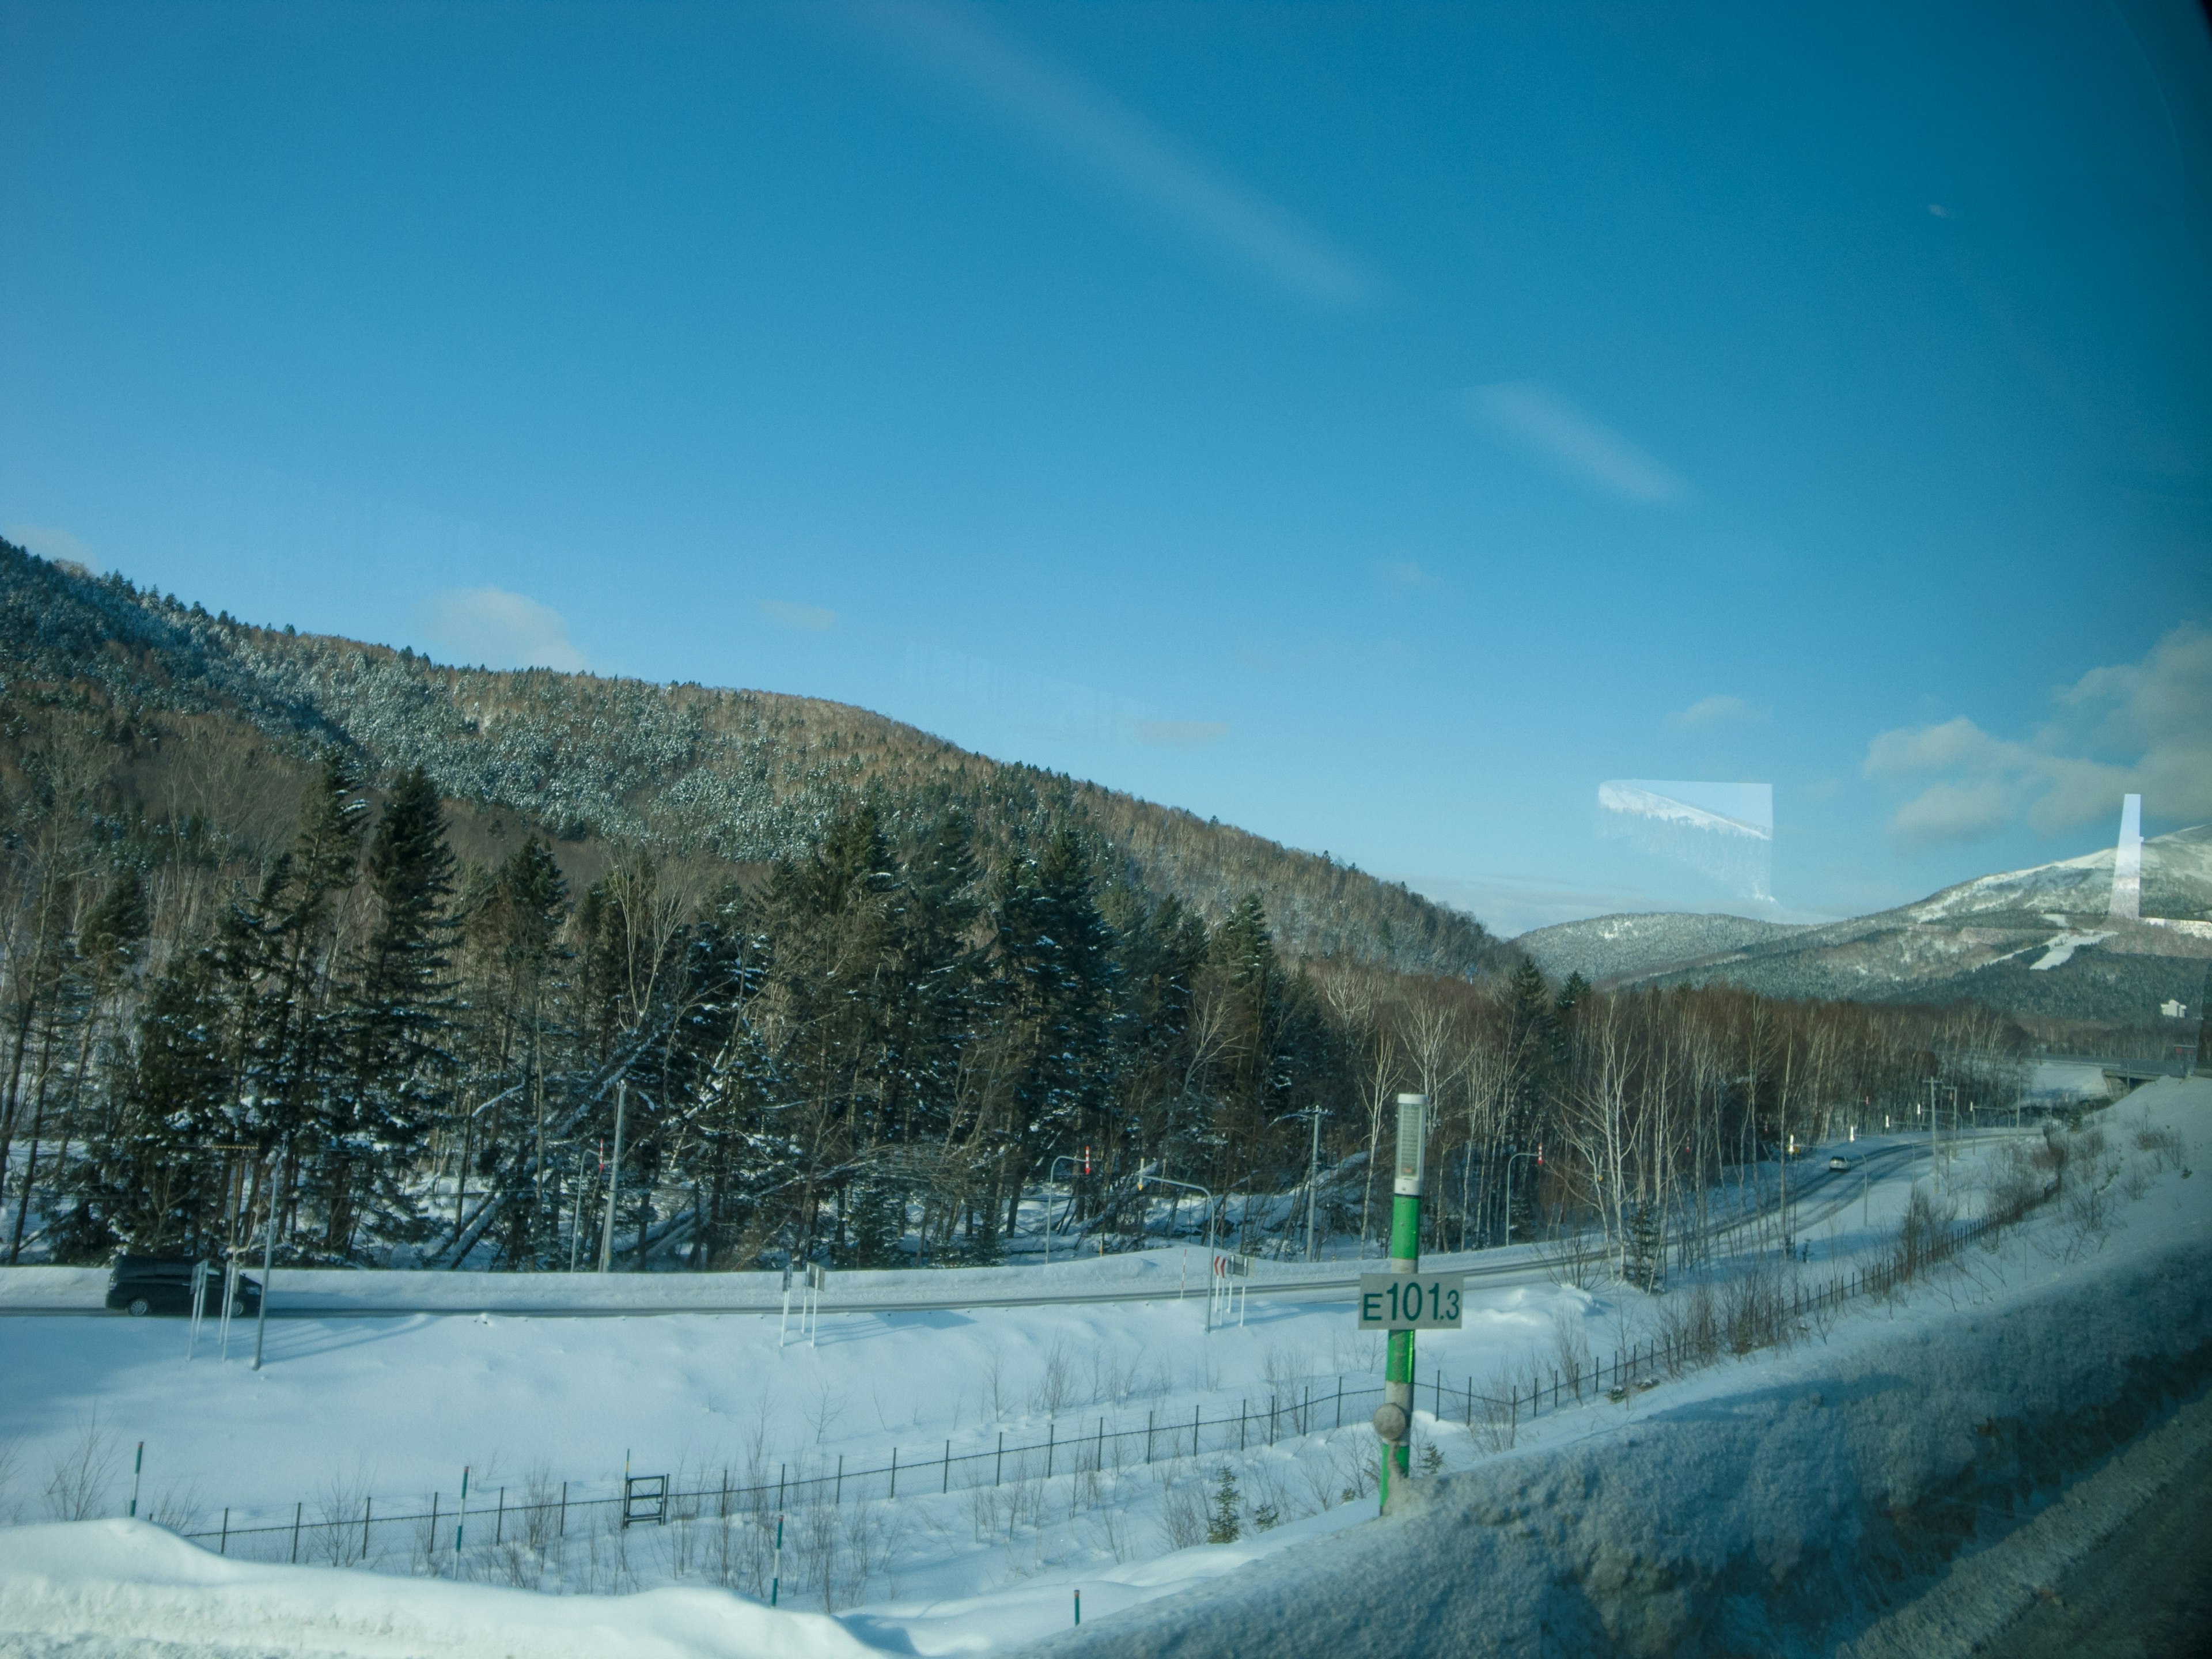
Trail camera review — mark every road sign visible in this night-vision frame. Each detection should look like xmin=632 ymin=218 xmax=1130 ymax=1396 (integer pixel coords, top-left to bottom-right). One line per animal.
xmin=1358 ymin=1272 xmax=1463 ymax=1330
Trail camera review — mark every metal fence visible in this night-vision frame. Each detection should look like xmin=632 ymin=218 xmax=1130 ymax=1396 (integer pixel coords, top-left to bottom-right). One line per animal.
xmin=175 ymin=1207 xmax=2008 ymax=1578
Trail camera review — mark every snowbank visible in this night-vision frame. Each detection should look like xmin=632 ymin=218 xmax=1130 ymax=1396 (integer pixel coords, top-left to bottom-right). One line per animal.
xmin=1024 ymin=1079 xmax=2212 ymax=1658
xmin=0 ymin=1520 xmax=872 ymax=1658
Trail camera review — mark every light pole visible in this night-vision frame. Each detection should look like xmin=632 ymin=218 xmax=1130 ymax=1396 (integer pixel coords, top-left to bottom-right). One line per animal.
xmin=252 ymin=1142 xmax=283 ymax=1372
xmin=1044 ymin=1152 xmax=1090 ymax=1262
xmin=1139 ymin=1170 xmax=1215 ymax=1254
xmin=1502 ymin=1146 xmax=1542 ymax=1248
xmin=1304 ymin=1105 xmax=1325 ymax=1263
xmin=599 ymin=1080 xmax=627 ymax=1272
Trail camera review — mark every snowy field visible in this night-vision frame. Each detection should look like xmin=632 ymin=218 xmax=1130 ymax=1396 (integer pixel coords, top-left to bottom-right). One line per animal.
xmin=5 ymin=1082 xmax=2202 ymax=1658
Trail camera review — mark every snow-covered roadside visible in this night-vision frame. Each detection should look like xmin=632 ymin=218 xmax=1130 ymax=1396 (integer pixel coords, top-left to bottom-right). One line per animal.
xmin=1020 ymin=1077 xmax=2212 ymax=1658
xmin=5 ymin=1084 xmax=2202 ymax=1657
xmin=0 ymin=1521 xmax=872 ymax=1658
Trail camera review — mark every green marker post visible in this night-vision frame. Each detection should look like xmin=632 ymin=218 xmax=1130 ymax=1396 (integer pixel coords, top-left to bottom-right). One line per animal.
xmin=1375 ymin=1093 xmax=1426 ymax=1513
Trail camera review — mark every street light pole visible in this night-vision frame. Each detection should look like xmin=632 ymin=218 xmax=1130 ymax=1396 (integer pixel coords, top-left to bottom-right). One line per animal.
xmin=1503 ymin=1146 xmax=1541 ymax=1247
xmin=599 ymin=1080 xmax=627 ymax=1273
xmin=1044 ymin=1153 xmax=1087 ymax=1263
xmin=1305 ymin=1105 xmax=1324 ymax=1263
xmin=1141 ymin=1169 xmax=1217 ymax=1328
xmin=251 ymin=1143 xmax=283 ymax=1372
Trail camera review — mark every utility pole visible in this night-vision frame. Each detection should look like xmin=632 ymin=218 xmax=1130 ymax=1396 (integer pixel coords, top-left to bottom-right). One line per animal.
xmin=1376 ymin=1094 xmax=1426 ymax=1511
xmin=599 ymin=1080 xmax=627 ymax=1273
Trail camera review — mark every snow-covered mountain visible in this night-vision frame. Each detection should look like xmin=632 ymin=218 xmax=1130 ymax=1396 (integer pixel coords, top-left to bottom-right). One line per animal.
xmin=1516 ymin=912 xmax=1810 ymax=986
xmin=1517 ymin=825 xmax=2212 ymax=1031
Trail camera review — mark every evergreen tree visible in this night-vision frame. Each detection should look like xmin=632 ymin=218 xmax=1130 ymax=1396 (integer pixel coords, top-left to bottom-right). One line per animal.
xmin=1205 ymin=1466 xmax=1242 ymax=1543
xmin=325 ymin=767 xmax=457 ymax=1254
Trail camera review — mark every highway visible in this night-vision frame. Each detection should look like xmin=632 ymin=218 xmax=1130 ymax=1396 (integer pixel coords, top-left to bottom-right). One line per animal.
xmin=0 ymin=1130 xmax=2009 ymax=1323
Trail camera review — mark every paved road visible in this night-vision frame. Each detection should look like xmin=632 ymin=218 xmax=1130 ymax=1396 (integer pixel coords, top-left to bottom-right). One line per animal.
xmin=1 ymin=1132 xmax=1998 ymax=1323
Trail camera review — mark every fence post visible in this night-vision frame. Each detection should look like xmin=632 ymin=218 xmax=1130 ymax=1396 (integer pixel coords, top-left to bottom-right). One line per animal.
xmin=1465 ymin=1375 xmax=1472 ymax=1427
xmin=944 ymin=1440 xmax=951 ymax=1494
xmin=1097 ymin=1418 xmax=1105 ymax=1472
xmin=1336 ymin=1377 xmax=1343 ymax=1430
xmin=430 ymin=1491 xmax=440 ymax=1562
xmin=1044 ymin=1426 xmax=1052 ymax=1480
xmin=291 ymin=1502 xmax=301 ymax=1565
xmin=496 ymin=1486 xmax=505 ymax=1546
xmin=559 ymin=1482 xmax=567 ymax=1537
xmin=362 ymin=1497 xmax=371 ymax=1562
xmin=1239 ymin=1400 xmax=1247 ymax=1452
xmin=1147 ymin=1410 xmax=1155 ymax=1464
xmin=996 ymin=1433 xmax=1003 ymax=1487
xmin=835 ymin=1455 xmax=844 ymax=1505
xmin=1192 ymin=1403 xmax=1200 ymax=1458
xmin=891 ymin=1448 xmax=898 ymax=1499
xmin=220 ymin=1508 xmax=229 ymax=1555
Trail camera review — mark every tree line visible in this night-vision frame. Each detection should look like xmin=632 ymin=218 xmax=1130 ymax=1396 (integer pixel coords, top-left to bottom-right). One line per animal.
xmin=0 ymin=718 xmax=2028 ymax=1275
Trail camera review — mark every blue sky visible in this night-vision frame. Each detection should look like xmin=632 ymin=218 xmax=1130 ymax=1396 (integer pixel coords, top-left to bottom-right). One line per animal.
xmin=4 ymin=1 xmax=2209 ymax=935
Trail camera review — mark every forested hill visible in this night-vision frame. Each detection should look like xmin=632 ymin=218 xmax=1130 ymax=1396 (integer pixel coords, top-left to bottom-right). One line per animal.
xmin=0 ymin=541 xmax=1498 ymax=977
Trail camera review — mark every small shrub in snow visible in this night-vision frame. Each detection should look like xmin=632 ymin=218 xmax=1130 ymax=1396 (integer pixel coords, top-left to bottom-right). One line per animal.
xmin=41 ymin=1411 xmax=119 ymax=1523
xmin=1154 ymin=1463 xmax=1206 ymax=1550
xmin=1205 ymin=1466 xmax=1242 ymax=1543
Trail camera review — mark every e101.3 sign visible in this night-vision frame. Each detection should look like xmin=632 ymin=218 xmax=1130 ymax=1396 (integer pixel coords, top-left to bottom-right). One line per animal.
xmin=1357 ymin=1274 xmax=1463 ymax=1330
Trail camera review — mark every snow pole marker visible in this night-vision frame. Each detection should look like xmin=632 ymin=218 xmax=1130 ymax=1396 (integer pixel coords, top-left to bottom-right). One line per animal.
xmin=1074 ymin=1588 xmax=1081 ymax=1625
xmin=1376 ymin=1094 xmax=1426 ymax=1514
xmin=128 ymin=1441 xmax=144 ymax=1518
xmin=770 ymin=1510 xmax=784 ymax=1607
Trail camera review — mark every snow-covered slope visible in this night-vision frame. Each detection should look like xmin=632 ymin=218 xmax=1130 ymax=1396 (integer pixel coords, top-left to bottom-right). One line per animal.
xmin=0 ymin=1522 xmax=874 ymax=1659
xmin=1521 ymin=825 xmax=2212 ymax=1027
xmin=1516 ymin=912 xmax=1809 ymax=985
xmin=1025 ymin=1080 xmax=2212 ymax=1659
xmin=7 ymin=1088 xmax=2206 ymax=1658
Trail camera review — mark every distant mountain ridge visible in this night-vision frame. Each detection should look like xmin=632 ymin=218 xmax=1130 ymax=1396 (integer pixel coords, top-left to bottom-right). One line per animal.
xmin=0 ymin=541 xmax=1503 ymax=976
xmin=1516 ymin=912 xmax=1810 ymax=986
xmin=1517 ymin=828 xmax=2212 ymax=1031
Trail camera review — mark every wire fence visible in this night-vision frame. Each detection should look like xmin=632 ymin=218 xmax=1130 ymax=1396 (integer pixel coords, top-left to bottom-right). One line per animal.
xmin=173 ymin=1200 xmax=2009 ymax=1580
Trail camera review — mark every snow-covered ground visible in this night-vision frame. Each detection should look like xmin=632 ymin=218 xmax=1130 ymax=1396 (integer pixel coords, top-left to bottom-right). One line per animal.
xmin=5 ymin=1087 xmax=2205 ymax=1657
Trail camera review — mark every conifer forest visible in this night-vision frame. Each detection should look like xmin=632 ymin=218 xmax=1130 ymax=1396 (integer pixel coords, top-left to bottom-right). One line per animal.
xmin=0 ymin=698 xmax=2029 ymax=1279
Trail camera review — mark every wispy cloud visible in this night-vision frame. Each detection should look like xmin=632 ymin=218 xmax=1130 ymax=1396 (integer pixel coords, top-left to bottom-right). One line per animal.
xmin=1669 ymin=694 xmax=1764 ymax=729
xmin=418 ymin=587 xmax=586 ymax=672
xmin=5 ymin=523 xmax=99 ymax=570
xmin=849 ymin=0 xmax=1373 ymax=306
xmin=759 ymin=599 xmax=838 ymax=632
xmin=1461 ymin=382 xmax=1695 ymax=505
xmin=1865 ymin=620 xmax=2212 ymax=848
xmin=1376 ymin=560 xmax=1439 ymax=590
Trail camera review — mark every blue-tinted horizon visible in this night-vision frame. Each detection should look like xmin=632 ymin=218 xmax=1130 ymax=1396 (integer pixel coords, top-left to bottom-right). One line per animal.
xmin=4 ymin=1 xmax=2209 ymax=935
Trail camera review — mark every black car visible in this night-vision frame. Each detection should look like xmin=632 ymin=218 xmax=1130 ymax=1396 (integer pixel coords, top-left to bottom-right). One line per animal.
xmin=105 ymin=1255 xmax=262 ymax=1317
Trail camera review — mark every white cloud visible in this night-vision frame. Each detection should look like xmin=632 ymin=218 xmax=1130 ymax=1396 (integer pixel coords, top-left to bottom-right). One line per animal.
xmin=759 ymin=599 xmax=838 ymax=632
xmin=1865 ymin=620 xmax=2212 ymax=847
xmin=850 ymin=0 xmax=1373 ymax=306
xmin=1669 ymin=694 xmax=1763 ymax=729
xmin=1461 ymin=382 xmax=1695 ymax=505
xmin=418 ymin=587 xmax=586 ymax=672
xmin=5 ymin=523 xmax=99 ymax=571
